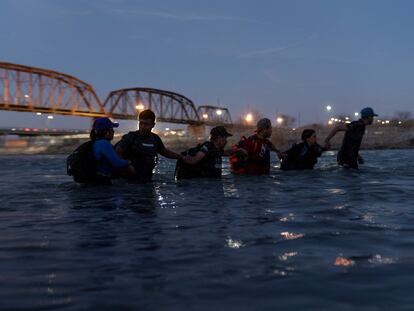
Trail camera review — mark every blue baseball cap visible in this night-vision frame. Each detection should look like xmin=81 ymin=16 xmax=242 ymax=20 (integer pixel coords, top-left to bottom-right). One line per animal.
xmin=92 ymin=117 xmax=119 ymax=131
xmin=360 ymin=107 xmax=378 ymax=118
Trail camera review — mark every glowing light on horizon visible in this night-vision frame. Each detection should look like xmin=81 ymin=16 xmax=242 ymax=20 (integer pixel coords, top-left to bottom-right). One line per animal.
xmin=276 ymin=117 xmax=284 ymax=124
xmin=47 ymin=115 xmax=54 ymax=119
xmin=135 ymin=104 xmax=145 ymax=110
xmin=245 ymin=113 xmax=253 ymax=123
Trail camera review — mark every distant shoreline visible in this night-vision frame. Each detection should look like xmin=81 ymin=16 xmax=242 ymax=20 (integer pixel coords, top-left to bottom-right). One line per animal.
xmin=0 ymin=125 xmax=413 ymax=155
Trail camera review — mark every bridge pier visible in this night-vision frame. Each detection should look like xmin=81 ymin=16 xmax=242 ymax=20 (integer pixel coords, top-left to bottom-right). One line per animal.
xmin=187 ymin=124 xmax=206 ymax=139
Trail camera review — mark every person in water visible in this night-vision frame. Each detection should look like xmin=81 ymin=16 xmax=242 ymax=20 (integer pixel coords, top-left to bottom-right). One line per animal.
xmin=281 ymin=129 xmax=327 ymax=170
xmin=231 ymin=118 xmax=284 ymax=175
xmin=116 ymin=109 xmax=183 ymax=182
xmin=324 ymin=107 xmax=378 ymax=169
xmin=91 ymin=117 xmax=134 ymax=185
xmin=175 ymin=126 xmax=232 ymax=179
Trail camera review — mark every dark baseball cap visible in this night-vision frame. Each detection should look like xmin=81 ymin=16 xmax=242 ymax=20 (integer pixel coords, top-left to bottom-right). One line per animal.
xmin=92 ymin=117 xmax=119 ymax=131
xmin=360 ymin=107 xmax=378 ymax=118
xmin=210 ymin=126 xmax=232 ymax=138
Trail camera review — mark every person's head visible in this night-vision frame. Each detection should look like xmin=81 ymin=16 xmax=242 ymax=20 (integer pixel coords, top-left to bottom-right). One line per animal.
xmin=360 ymin=107 xmax=378 ymax=125
xmin=301 ymin=129 xmax=317 ymax=145
xmin=210 ymin=126 xmax=232 ymax=149
xmin=256 ymin=118 xmax=272 ymax=138
xmin=138 ymin=109 xmax=156 ymax=134
xmin=90 ymin=117 xmax=119 ymax=141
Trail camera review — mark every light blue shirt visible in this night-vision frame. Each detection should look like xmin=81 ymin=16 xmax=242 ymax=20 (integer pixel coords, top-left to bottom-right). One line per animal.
xmin=93 ymin=139 xmax=128 ymax=176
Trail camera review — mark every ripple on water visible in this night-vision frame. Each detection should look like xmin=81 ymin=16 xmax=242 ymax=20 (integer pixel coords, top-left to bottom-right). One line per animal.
xmin=0 ymin=150 xmax=413 ymax=309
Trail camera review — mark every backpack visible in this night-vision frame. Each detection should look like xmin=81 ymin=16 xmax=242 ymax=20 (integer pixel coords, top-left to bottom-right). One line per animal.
xmin=66 ymin=141 xmax=97 ymax=183
xmin=230 ymin=136 xmax=248 ymax=175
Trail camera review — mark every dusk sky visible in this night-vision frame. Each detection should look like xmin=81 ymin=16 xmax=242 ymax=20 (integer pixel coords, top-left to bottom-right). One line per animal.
xmin=1 ymin=0 xmax=414 ymax=129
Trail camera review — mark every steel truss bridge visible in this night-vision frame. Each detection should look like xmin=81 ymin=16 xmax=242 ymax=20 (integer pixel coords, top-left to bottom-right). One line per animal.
xmin=0 ymin=62 xmax=232 ymax=126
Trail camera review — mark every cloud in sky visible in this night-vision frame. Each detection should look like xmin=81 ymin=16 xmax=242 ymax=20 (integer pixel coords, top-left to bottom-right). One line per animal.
xmin=239 ymin=33 xmax=318 ymax=58
xmin=107 ymin=8 xmax=256 ymax=23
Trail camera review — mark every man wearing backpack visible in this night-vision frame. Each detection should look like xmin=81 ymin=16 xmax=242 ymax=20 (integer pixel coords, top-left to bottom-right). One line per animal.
xmin=175 ymin=126 xmax=232 ymax=179
xmin=230 ymin=118 xmax=284 ymax=175
xmin=116 ymin=109 xmax=183 ymax=182
xmin=67 ymin=117 xmax=134 ymax=185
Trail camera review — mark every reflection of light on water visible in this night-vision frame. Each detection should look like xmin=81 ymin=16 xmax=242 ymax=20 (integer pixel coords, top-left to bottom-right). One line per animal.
xmin=327 ymin=188 xmax=346 ymax=194
xmin=368 ymin=254 xmax=396 ymax=265
xmin=273 ymin=269 xmax=288 ymax=276
xmin=334 ymin=256 xmax=355 ymax=266
xmin=281 ymin=232 xmax=304 ymax=240
xmin=226 ymin=238 xmax=244 ymax=249
xmin=279 ymin=251 xmax=298 ymax=261
xmin=155 ymin=186 xmax=176 ymax=209
xmin=280 ymin=213 xmax=295 ymax=222
xmin=362 ymin=214 xmax=375 ymax=222
xmin=222 ymin=182 xmax=240 ymax=198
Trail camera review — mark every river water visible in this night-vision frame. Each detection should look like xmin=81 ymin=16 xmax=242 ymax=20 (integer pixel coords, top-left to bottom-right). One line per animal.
xmin=0 ymin=150 xmax=413 ymax=310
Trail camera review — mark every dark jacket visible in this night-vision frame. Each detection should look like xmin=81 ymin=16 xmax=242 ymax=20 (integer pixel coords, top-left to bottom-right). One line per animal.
xmin=281 ymin=142 xmax=323 ymax=170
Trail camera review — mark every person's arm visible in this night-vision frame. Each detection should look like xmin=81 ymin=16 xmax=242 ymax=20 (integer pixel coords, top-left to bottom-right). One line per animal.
xmin=159 ymin=148 xmax=182 ymax=160
xmin=155 ymin=135 xmax=182 ymax=160
xmin=115 ymin=133 xmax=131 ymax=158
xmin=324 ymin=124 xmax=348 ymax=148
xmin=182 ymin=151 xmax=206 ymax=165
xmin=269 ymin=141 xmax=285 ymax=159
xmin=99 ymin=140 xmax=130 ymax=168
xmin=116 ymin=145 xmax=125 ymax=157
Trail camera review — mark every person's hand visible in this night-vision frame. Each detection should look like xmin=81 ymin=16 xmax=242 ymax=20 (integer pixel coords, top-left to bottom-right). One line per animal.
xmin=277 ymin=151 xmax=287 ymax=160
xmin=181 ymin=155 xmax=192 ymax=164
xmin=126 ymin=162 xmax=136 ymax=176
xmin=323 ymin=141 xmax=331 ymax=150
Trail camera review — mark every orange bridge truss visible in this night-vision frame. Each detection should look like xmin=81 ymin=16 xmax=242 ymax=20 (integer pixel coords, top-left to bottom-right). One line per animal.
xmin=0 ymin=62 xmax=232 ymax=125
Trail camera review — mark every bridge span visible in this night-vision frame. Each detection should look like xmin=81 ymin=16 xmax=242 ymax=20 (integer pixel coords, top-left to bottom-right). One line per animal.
xmin=0 ymin=62 xmax=232 ymax=126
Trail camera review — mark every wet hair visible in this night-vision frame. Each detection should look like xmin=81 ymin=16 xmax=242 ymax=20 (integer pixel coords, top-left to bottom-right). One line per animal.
xmin=90 ymin=129 xmax=110 ymax=141
xmin=139 ymin=109 xmax=156 ymax=123
xmin=301 ymin=129 xmax=315 ymax=141
xmin=256 ymin=118 xmax=272 ymax=131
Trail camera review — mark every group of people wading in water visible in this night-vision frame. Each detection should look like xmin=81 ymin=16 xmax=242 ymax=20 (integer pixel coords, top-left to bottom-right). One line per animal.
xmin=67 ymin=107 xmax=378 ymax=185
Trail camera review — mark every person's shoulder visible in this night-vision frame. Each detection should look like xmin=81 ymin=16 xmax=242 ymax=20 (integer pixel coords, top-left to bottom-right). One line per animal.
xmin=247 ymin=134 xmax=258 ymax=140
xmin=121 ymin=131 xmax=138 ymax=139
xmin=289 ymin=142 xmax=302 ymax=152
xmin=150 ymin=132 xmax=162 ymax=140
xmin=348 ymin=120 xmax=365 ymax=130
xmin=351 ymin=120 xmax=365 ymax=126
xmin=94 ymin=139 xmax=112 ymax=151
xmin=200 ymin=141 xmax=212 ymax=153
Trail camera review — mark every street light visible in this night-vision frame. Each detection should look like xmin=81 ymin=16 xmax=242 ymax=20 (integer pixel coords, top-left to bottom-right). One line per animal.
xmin=354 ymin=112 xmax=359 ymax=117
xmin=245 ymin=113 xmax=253 ymax=123
xmin=326 ymin=105 xmax=332 ymax=111
xmin=216 ymin=109 xmax=223 ymax=116
xmin=276 ymin=117 xmax=284 ymax=124
xmin=202 ymin=113 xmax=208 ymax=120
xmin=135 ymin=104 xmax=145 ymax=110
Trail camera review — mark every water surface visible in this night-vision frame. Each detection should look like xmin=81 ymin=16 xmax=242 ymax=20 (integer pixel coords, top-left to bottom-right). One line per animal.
xmin=0 ymin=150 xmax=413 ymax=310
